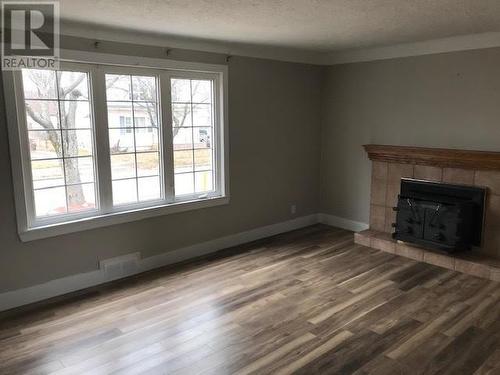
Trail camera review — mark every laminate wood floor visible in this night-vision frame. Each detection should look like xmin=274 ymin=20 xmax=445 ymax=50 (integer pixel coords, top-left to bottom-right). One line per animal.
xmin=1 ymin=225 xmax=499 ymax=375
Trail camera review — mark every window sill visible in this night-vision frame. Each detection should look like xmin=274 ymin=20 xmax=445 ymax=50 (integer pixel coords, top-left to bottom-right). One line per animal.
xmin=19 ymin=196 xmax=229 ymax=242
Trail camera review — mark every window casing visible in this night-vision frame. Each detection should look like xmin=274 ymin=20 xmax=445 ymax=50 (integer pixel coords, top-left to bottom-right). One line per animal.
xmin=5 ymin=54 xmax=228 ymax=241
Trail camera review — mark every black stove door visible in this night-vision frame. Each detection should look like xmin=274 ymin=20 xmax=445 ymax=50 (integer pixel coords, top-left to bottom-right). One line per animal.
xmin=395 ymin=196 xmax=425 ymax=240
xmin=422 ymin=203 xmax=459 ymax=246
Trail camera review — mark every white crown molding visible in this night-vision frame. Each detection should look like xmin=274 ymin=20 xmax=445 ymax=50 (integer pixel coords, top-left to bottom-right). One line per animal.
xmin=6 ymin=21 xmax=500 ymax=66
xmin=58 ymin=22 xmax=500 ymax=66
xmin=59 ymin=21 xmax=326 ymax=65
xmin=325 ymin=32 xmax=500 ymax=65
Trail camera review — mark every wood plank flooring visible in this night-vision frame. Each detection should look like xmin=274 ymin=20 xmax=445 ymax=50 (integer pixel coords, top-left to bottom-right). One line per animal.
xmin=0 ymin=224 xmax=499 ymax=375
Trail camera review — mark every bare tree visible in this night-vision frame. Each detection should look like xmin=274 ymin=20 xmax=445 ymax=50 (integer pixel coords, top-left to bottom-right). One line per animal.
xmin=171 ymin=80 xmax=203 ymax=137
xmin=26 ymin=74 xmax=206 ymax=210
xmin=26 ymin=73 xmax=127 ymax=208
xmin=26 ymin=70 xmax=87 ymax=208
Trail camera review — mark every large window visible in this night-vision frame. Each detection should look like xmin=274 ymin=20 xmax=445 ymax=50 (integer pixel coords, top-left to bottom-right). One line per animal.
xmin=6 ymin=58 xmax=228 ymax=240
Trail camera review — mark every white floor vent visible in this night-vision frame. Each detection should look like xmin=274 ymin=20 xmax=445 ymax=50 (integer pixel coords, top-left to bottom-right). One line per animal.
xmin=99 ymin=252 xmax=141 ymax=280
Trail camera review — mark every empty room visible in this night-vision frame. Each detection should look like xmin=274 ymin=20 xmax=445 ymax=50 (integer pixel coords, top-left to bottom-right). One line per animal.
xmin=1 ymin=1 xmax=500 ymax=374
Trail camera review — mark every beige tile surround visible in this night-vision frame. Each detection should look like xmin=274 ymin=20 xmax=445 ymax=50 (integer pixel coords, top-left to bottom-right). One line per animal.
xmin=369 ymin=161 xmax=500 ymax=259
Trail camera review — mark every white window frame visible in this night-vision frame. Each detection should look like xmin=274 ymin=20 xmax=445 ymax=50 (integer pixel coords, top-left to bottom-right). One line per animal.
xmin=3 ymin=50 xmax=229 ymax=241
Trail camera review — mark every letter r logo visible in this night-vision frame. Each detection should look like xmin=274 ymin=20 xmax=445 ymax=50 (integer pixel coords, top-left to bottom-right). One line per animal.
xmin=2 ymin=2 xmax=59 ymax=56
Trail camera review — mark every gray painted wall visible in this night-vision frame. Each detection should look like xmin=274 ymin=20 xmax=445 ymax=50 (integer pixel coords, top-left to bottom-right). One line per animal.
xmin=0 ymin=37 xmax=323 ymax=293
xmin=4 ymin=36 xmax=500 ymax=295
xmin=320 ymin=47 xmax=500 ymax=224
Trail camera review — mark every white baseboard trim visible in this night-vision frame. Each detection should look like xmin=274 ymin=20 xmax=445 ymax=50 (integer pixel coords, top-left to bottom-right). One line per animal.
xmin=0 ymin=214 xmax=318 ymax=312
xmin=318 ymin=213 xmax=369 ymax=233
xmin=0 ymin=212 xmax=368 ymax=312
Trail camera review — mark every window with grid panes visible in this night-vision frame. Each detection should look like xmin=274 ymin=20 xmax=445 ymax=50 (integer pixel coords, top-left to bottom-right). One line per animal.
xmin=7 ymin=61 xmax=226 ymax=238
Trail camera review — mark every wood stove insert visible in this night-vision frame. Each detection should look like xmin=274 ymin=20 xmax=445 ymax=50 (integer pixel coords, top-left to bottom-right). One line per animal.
xmin=393 ymin=178 xmax=486 ymax=253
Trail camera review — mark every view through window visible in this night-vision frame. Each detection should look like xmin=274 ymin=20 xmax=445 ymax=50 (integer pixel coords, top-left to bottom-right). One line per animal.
xmin=23 ymin=69 xmax=97 ymax=217
xmin=12 ymin=63 xmax=225 ymax=230
xmin=105 ymin=74 xmax=162 ymax=205
xmin=171 ymin=78 xmax=215 ymax=195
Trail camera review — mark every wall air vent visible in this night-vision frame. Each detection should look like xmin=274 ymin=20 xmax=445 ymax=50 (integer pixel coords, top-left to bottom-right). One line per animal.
xmin=99 ymin=252 xmax=141 ymax=279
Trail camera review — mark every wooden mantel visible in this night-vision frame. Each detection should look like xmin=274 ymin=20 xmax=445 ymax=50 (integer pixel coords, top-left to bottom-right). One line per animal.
xmin=364 ymin=144 xmax=500 ymax=170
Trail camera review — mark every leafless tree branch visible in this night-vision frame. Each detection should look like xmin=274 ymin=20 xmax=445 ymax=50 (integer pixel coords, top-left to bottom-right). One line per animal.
xmin=60 ymin=74 xmax=85 ymax=98
xmin=26 ymin=104 xmax=54 ymax=130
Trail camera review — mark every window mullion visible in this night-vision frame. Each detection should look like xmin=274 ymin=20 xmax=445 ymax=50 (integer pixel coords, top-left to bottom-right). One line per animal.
xmin=90 ymin=65 xmax=113 ymax=212
xmin=160 ymin=72 xmax=175 ymax=203
xmin=214 ymin=73 xmax=226 ymax=197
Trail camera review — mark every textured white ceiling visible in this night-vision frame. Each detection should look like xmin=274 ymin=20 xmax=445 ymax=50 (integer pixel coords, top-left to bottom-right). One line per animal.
xmin=59 ymin=0 xmax=500 ymax=52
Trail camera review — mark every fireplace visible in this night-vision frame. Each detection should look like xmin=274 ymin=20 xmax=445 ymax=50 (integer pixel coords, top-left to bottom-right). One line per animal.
xmin=356 ymin=145 xmax=500 ymax=281
xmin=392 ymin=179 xmax=486 ymax=253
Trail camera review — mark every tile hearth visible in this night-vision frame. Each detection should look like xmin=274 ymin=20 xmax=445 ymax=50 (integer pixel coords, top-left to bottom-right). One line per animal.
xmin=355 ymin=230 xmax=500 ymax=282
